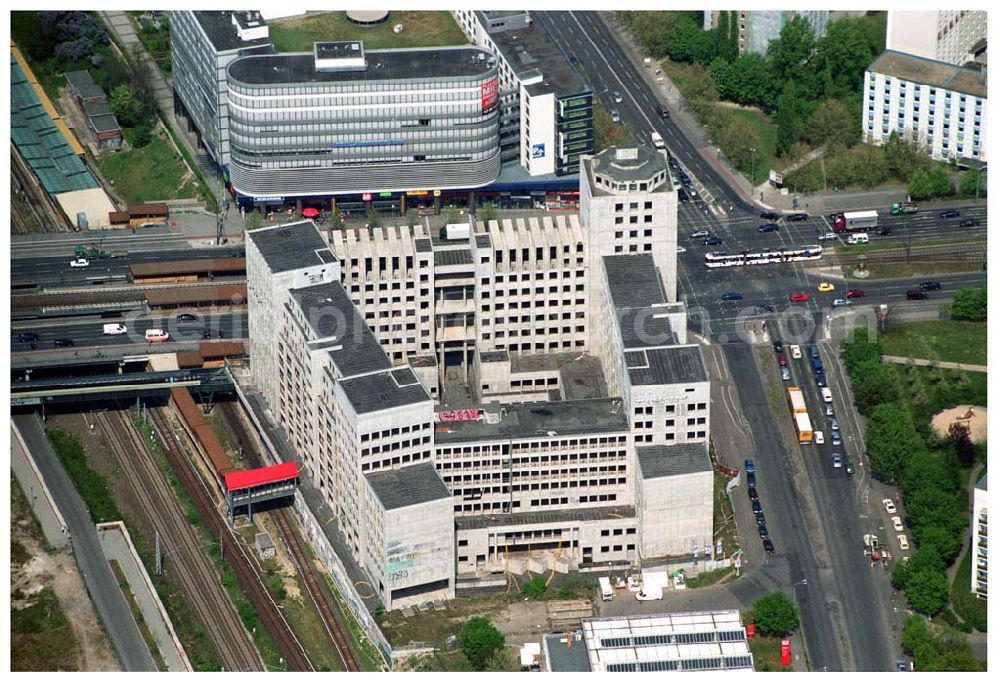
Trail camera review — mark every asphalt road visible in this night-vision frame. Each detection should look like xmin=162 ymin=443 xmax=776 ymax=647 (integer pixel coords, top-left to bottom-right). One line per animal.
xmin=11 ymin=246 xmax=245 ymax=288
xmin=12 ymin=413 xmax=157 ymax=671
xmin=10 ymin=312 xmax=248 ymax=353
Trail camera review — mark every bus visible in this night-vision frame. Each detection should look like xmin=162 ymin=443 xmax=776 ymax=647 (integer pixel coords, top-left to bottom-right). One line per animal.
xmin=705 ymin=245 xmax=823 ymax=269
xmin=787 ymin=386 xmax=813 ymax=443
xmin=834 ymin=210 xmax=878 ymax=232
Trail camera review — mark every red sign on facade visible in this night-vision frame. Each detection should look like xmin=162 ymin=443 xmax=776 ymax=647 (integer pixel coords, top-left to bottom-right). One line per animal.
xmin=481 ymin=76 xmax=499 ymax=114
xmin=362 ymin=193 xmax=372 ymax=202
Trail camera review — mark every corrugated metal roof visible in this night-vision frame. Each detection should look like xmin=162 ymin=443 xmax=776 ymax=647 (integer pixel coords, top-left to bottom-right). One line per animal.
xmin=225 ymin=461 xmax=299 ymax=492
xmin=144 ymin=284 xmax=246 ymax=306
xmin=199 ymin=341 xmax=246 ymax=358
xmin=130 ymin=258 xmax=246 ymax=277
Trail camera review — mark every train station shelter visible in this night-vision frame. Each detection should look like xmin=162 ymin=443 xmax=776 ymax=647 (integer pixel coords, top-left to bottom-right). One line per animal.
xmin=224 ymin=462 xmax=300 ymax=518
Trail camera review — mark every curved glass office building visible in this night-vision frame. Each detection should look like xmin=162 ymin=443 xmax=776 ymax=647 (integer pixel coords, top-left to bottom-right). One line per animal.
xmin=225 ymin=42 xmax=502 ymax=200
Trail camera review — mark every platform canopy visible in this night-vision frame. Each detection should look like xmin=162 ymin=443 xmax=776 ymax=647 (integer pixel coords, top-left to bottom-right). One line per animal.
xmin=224 ymin=461 xmax=299 ymax=492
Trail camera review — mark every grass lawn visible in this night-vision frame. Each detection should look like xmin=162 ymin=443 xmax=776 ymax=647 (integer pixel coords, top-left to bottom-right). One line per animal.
xmin=861 ymin=261 xmax=983 ymax=280
xmin=594 ymin=102 xmax=635 ymax=151
xmin=882 ymin=321 xmax=987 ymax=367
xmin=748 ymin=635 xmax=792 ymax=672
xmin=97 ymin=132 xmax=201 ymax=204
xmin=716 ymin=106 xmax=778 ymax=185
xmin=836 ymin=237 xmax=986 ymax=255
xmin=269 ymin=11 xmax=468 ymax=52
xmin=950 ymin=534 xmax=987 ymax=631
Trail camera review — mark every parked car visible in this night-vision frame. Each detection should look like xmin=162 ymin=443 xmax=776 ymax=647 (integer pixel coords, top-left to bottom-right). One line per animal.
xmin=677 ymin=188 xmax=689 ymax=203
xmin=747 ymin=472 xmax=757 ymax=488
xmin=789 ymin=292 xmax=810 ymax=302
xmin=69 ymin=258 xmax=89 ymax=268
xmin=832 ymin=298 xmax=853 ymax=307
xmin=762 ymin=538 xmax=775 ymax=554
xmin=960 ymin=218 xmax=981 ymax=227
xmin=721 ymin=292 xmax=743 ymax=301
xmin=846 ymin=289 xmax=866 ymax=298
xmin=919 ymin=280 xmax=942 ymax=291
xmin=745 ymin=459 xmax=756 ymax=474
xmin=939 ymin=209 xmax=960 ymax=218
xmin=755 ymin=511 xmax=766 ymax=526
xmin=758 ymin=523 xmax=769 ymax=539
xmin=609 ymin=108 xmax=621 ymax=123
xmin=748 ymin=487 xmax=759 ymax=501
xmin=897 ymin=534 xmax=910 ymax=550
xmin=17 ymin=332 xmax=39 ymax=342
xmin=882 ymin=498 xmax=897 ymax=514
xmin=832 ymin=453 xmax=843 ymax=468
xmin=891 ymin=516 xmax=904 ymax=532
xmin=752 ymin=499 xmax=763 ymax=515
xmin=690 ymin=229 xmax=710 ymax=239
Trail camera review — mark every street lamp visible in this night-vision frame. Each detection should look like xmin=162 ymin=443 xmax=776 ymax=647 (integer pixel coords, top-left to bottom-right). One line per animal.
xmin=749 ymin=148 xmax=757 ymax=187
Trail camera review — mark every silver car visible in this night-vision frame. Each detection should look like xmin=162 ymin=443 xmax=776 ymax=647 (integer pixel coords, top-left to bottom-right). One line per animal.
xmin=829 ymin=417 xmax=840 ymax=431
xmin=781 ymin=366 xmax=791 ymax=381
xmin=818 ymin=232 xmax=837 ymax=241
xmin=824 ymin=403 xmax=835 ymax=416
xmin=831 ymin=431 xmax=842 ymax=446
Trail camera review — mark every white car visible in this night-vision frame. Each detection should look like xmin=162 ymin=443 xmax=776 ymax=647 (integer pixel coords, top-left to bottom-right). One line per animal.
xmin=832 ymin=298 xmax=853 ymax=307
xmin=882 ymin=498 xmax=897 ymax=514
xmin=897 ymin=534 xmax=910 ymax=551
xmin=690 ymin=230 xmax=710 ymax=239
xmin=814 ymin=431 xmax=825 ymax=445
xmin=610 ymin=108 xmax=621 ymax=123
xmin=818 ymin=232 xmax=837 ymax=241
xmin=677 ymin=246 xmax=687 ymax=254
xmin=789 ymin=344 xmax=802 ymax=359
xmin=70 ymin=258 xmax=90 ymax=268
xmin=891 ymin=516 xmax=904 ymax=532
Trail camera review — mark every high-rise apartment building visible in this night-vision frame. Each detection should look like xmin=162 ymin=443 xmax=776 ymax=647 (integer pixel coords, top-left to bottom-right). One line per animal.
xmin=886 ymin=11 xmax=987 ymax=67
xmin=973 ymin=474 xmax=987 ymax=599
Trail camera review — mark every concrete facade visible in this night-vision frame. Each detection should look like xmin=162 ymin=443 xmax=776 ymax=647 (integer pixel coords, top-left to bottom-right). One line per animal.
xmin=886 ymin=10 xmax=987 ymax=67
xmin=972 ymin=473 xmax=987 ymax=598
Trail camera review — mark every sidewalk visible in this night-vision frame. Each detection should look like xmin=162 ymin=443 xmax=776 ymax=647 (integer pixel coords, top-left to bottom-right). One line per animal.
xmin=880 ymin=355 xmax=987 ymax=373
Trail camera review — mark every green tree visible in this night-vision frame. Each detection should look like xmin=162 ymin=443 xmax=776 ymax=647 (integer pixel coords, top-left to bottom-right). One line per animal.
xmin=716 ymin=117 xmax=764 ymax=176
xmin=443 ymin=205 xmax=462 ymax=225
xmin=906 ymin=565 xmax=950 ymax=616
xmin=804 ymin=99 xmax=859 ymax=149
xmin=478 ymin=202 xmax=497 ymax=224
xmin=774 ymin=81 xmax=810 ymax=156
xmin=914 ymin=631 xmax=985 ymax=671
xmin=109 ymin=84 xmax=144 ymax=127
xmin=766 ymin=16 xmax=817 ymax=87
xmin=882 ymin=130 xmax=929 ymax=181
xmin=458 ymin=616 xmax=506 ymax=671
xmin=812 ymin=19 xmax=873 ymax=97
xmin=907 ymin=166 xmax=951 ymax=200
xmin=523 ymin=574 xmax=547 ymax=599
xmin=865 ymin=403 xmax=922 ymax=482
xmin=840 ymin=327 xmax=882 ymax=375
xmin=958 ymin=168 xmax=986 ymax=198
xmin=751 ymin=591 xmax=799 ymax=637
xmin=726 ymin=52 xmax=772 ymax=106
xmin=948 ymin=423 xmax=977 ymax=467
xmin=901 ymin=615 xmax=931 ymax=654
xmin=852 ymin=360 xmax=900 ymax=413
xmin=365 ymin=205 xmax=381 ymax=227
xmin=244 ymin=209 xmax=264 ymax=231
xmin=891 ymin=555 xmax=912 ymax=590
xmin=483 ymin=648 xmax=519 ymax=672
xmin=329 ymin=212 xmax=345 ymax=230
xmin=951 ymin=287 xmax=987 ymax=322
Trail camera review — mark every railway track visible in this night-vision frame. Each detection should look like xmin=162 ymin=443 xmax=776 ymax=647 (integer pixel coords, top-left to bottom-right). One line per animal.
xmin=11 ymin=146 xmax=62 ymax=233
xmin=219 ymin=402 xmax=365 ymax=671
xmin=150 ymin=405 xmax=315 ymax=671
xmin=97 ymin=409 xmax=263 ymax=671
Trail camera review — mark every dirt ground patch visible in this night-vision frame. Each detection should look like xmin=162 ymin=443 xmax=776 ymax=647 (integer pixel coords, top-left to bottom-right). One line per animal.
xmin=11 ymin=474 xmax=119 ymax=671
xmin=931 ymin=405 xmax=988 ymax=444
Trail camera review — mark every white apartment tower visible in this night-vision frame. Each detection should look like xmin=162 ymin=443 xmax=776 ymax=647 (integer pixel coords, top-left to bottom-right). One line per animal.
xmin=886 ymin=11 xmax=987 ymax=66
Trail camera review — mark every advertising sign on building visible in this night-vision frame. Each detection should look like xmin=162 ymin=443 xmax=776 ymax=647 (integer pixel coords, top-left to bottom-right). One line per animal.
xmin=532 ymin=143 xmax=546 ymax=159
xmin=481 ymin=76 xmax=499 ymax=114
xmin=769 ymin=169 xmax=783 ymax=186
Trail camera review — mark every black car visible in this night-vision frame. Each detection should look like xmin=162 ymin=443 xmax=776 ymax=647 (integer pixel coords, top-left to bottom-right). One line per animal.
xmin=18 ymin=332 xmax=39 ymax=342
xmin=747 ymin=472 xmax=757 ymax=488
xmin=760 ymin=211 xmax=781 ymax=221
xmin=907 ymin=289 xmax=929 ymax=300
xmin=757 ymin=223 xmax=779 ymax=233
xmin=940 ymin=209 xmax=961 ymax=218
xmin=754 ymin=304 xmax=775 ymax=314
xmin=54 ymin=338 xmax=74 ymax=347
xmin=748 ymin=487 xmax=759 ymax=501
xmin=773 ymin=340 xmax=784 ymax=353
xmin=816 ymin=374 xmax=827 ymax=387
xmin=919 ymin=281 xmax=942 ymax=291
xmin=752 ymin=500 xmax=763 ymax=515
xmin=568 ymin=55 xmax=578 ymax=65
xmin=960 ymin=218 xmax=981 ymax=227
xmin=703 ymin=236 xmax=722 ymax=246
xmin=656 ymin=104 xmax=669 ymax=118
xmin=877 ymin=227 xmax=892 ymax=236
xmin=762 ymin=538 xmax=775 ymax=554
xmin=722 ymin=292 xmax=743 ymax=301
xmin=176 ymin=313 xmax=199 ymax=322
xmin=755 ymin=511 xmax=766 ymax=526
xmin=677 ymin=188 xmax=689 ymax=203
xmin=758 ymin=523 xmax=770 ymax=539
xmin=787 ymin=212 xmax=809 ymax=222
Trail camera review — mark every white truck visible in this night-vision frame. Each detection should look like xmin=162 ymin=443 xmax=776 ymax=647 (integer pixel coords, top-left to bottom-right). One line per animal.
xmin=440 ymin=223 xmax=470 ymax=241
xmin=599 ymin=576 xmax=614 ymax=601
xmin=103 ymin=323 xmax=127 ymax=335
xmin=636 ymin=580 xmax=663 ymax=601
xmin=650 ymin=131 xmax=665 ymax=149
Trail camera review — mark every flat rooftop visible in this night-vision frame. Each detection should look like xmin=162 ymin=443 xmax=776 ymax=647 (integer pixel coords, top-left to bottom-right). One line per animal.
xmin=455 ymin=505 xmax=636 ymax=531
xmin=364 ymin=461 xmax=451 ymax=511
xmin=193 ymin=11 xmax=273 ymax=53
xmin=584 ymin=146 xmax=670 ymax=192
xmin=340 ymin=366 xmax=431 ymax=415
xmin=637 ymin=442 xmax=712 ymax=479
xmin=247 ymin=221 xmax=337 ymax=274
xmin=617 ymin=306 xmax=679 ymax=351
xmin=482 ymin=15 xmax=588 ymax=97
xmin=436 ymin=397 xmax=627 ymax=444
xmin=508 ymin=352 xmax=608 ymax=400
xmin=626 ymin=345 xmax=709 ymax=387
xmin=603 ymin=254 xmax=667 ymax=310
xmin=869 ymin=50 xmax=987 ymax=98
xmin=544 ymin=632 xmax=590 ymax=672
xmin=228 ymin=46 xmax=496 ymax=85
xmin=290 ymin=280 xmax=391 ymax=378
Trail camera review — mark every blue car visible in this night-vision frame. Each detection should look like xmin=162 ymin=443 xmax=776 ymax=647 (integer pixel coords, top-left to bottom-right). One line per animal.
xmin=722 ymin=292 xmax=743 ymax=301
xmin=744 ymin=459 xmax=755 ymax=474
xmin=752 ymin=500 xmax=763 ymax=515
xmin=747 ymin=472 xmax=757 ymax=488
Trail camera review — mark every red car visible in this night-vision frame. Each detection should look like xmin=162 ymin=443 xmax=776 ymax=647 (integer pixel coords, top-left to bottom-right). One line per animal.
xmin=777 ymin=353 xmax=788 ymax=366
xmin=789 ymin=292 xmax=810 ymax=302
xmin=846 ymin=289 xmax=867 ymax=298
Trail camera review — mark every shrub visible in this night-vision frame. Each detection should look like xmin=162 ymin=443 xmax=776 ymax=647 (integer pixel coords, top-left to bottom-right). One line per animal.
xmin=950 ymin=287 xmax=987 ymax=322
xmin=458 ymin=616 xmax=505 ymax=671
xmin=751 ymin=591 xmax=799 ymax=637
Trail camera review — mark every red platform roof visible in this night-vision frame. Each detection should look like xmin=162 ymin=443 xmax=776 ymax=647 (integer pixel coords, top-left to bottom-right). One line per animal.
xmin=224 ymin=462 xmax=299 ymax=492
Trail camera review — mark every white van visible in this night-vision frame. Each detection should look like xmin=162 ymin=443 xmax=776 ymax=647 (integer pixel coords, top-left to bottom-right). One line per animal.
xmin=821 ymin=387 xmax=833 ymax=403
xmin=599 ymin=576 xmax=614 ymax=602
xmin=814 ymin=431 xmax=825 ymax=445
xmin=651 ymin=131 xmax=665 ymax=149
xmin=846 ymin=233 xmax=870 ymax=245
xmin=145 ymin=328 xmax=170 ymax=342
xmin=103 ymin=323 xmax=127 ymax=335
